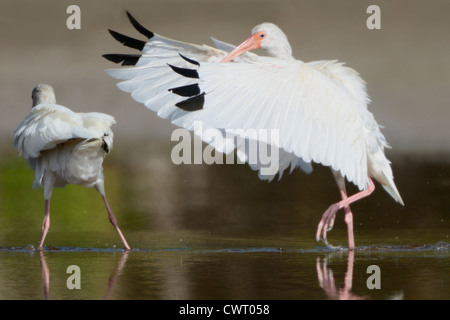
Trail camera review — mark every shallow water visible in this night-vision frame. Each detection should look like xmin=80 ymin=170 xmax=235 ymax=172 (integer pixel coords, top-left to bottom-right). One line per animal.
xmin=0 ymin=143 xmax=449 ymax=300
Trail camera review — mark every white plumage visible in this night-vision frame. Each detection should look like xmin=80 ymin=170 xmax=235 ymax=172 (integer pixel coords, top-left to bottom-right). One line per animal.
xmin=104 ymin=14 xmax=403 ymax=249
xmin=14 ymin=84 xmax=131 ymax=250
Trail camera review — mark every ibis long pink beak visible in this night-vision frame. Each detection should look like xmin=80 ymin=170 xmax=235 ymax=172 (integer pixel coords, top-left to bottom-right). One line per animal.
xmin=221 ymin=32 xmax=264 ymax=63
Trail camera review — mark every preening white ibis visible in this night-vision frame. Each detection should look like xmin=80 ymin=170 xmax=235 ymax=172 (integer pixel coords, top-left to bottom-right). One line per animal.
xmin=14 ymin=84 xmax=131 ymax=251
xmin=104 ymin=13 xmax=403 ymax=250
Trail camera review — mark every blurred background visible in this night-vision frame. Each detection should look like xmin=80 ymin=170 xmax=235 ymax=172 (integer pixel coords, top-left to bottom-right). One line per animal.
xmin=0 ymin=0 xmax=449 ymax=300
xmin=1 ymin=0 xmax=449 ymax=153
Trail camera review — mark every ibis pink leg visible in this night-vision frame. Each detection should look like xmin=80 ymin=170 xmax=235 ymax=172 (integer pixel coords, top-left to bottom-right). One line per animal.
xmin=339 ymin=187 xmax=355 ymax=250
xmin=37 ymin=199 xmax=51 ymax=250
xmin=316 ymin=175 xmax=375 ymax=250
xmin=102 ymin=195 xmax=131 ymax=251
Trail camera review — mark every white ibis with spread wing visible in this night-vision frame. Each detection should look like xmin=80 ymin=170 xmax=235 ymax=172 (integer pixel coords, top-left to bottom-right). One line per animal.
xmin=103 ymin=13 xmax=403 ymax=250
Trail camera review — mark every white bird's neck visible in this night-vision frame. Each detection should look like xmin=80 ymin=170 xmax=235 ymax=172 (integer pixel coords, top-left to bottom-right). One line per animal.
xmin=33 ymin=96 xmax=55 ymax=107
xmin=266 ymin=45 xmax=294 ymax=61
xmin=32 ymin=84 xmax=56 ymax=107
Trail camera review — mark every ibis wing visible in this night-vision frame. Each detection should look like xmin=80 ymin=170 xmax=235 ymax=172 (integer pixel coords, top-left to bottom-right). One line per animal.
xmin=209 ymin=37 xmax=237 ymax=52
xmin=103 ymin=14 xmax=368 ymax=187
xmin=172 ymin=60 xmax=369 ymax=189
xmin=104 ymin=13 xmax=257 ymax=112
xmin=104 ymin=12 xmax=257 ymax=69
xmin=104 ymin=34 xmax=258 ymax=114
xmin=13 ymin=104 xmax=115 ymax=159
xmin=195 ymin=125 xmax=313 ymax=181
xmin=104 ymin=33 xmax=254 ymax=113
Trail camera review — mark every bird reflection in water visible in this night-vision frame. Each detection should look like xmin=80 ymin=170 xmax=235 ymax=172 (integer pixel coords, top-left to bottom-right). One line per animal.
xmin=316 ymin=251 xmax=366 ymax=300
xmin=37 ymin=251 xmax=129 ymax=300
xmin=316 ymin=251 xmax=404 ymax=300
xmin=38 ymin=251 xmax=50 ymax=300
xmin=103 ymin=251 xmax=130 ymax=300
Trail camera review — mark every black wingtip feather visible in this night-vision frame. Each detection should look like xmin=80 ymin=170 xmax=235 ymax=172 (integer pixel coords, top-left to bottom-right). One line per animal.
xmin=176 ymin=93 xmax=205 ymax=112
xmin=108 ymin=29 xmax=146 ymax=51
xmin=167 ymin=64 xmax=199 ymax=79
xmin=103 ymin=53 xmax=140 ymax=66
xmin=179 ymin=53 xmax=200 ymax=66
xmin=169 ymin=84 xmax=201 ymax=97
xmin=126 ymin=11 xmax=154 ymax=39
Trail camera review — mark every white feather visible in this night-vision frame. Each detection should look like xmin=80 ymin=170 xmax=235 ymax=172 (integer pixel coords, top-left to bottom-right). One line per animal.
xmin=14 ymin=101 xmax=115 ymax=196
